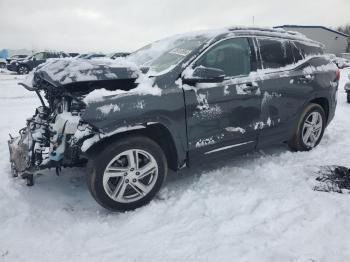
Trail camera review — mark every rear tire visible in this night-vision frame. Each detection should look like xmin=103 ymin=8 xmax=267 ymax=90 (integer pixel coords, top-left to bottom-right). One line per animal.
xmin=288 ymin=103 xmax=326 ymax=151
xmin=87 ymin=135 xmax=168 ymax=212
xmin=347 ymin=93 xmax=350 ymax=103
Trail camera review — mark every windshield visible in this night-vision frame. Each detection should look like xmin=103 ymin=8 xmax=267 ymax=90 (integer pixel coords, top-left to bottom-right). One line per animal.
xmin=127 ymin=34 xmax=211 ymax=74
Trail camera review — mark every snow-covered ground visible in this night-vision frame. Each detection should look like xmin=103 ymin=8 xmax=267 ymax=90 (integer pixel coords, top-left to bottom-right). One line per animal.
xmin=1 ymin=68 xmax=350 ymax=262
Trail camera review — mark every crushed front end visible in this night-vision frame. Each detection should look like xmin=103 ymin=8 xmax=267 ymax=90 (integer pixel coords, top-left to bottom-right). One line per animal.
xmin=8 ymin=59 xmax=141 ymax=185
xmin=8 ymin=73 xmax=97 ymax=185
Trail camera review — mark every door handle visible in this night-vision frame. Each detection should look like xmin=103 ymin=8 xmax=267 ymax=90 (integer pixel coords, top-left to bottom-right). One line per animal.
xmin=242 ymin=82 xmax=259 ymax=92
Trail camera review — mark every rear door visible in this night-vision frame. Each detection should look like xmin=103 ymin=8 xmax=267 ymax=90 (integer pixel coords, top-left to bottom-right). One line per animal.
xmin=183 ymin=37 xmax=263 ymax=159
xmin=256 ymin=37 xmax=316 ymax=147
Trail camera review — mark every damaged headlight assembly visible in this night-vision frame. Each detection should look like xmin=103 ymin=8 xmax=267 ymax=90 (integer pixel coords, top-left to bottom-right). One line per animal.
xmin=8 ymin=73 xmax=97 ymax=185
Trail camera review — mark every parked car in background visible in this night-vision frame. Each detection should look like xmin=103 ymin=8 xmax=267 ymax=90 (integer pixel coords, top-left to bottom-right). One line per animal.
xmin=6 ymin=54 xmax=29 ymax=64
xmin=76 ymin=53 xmax=106 ymax=60
xmin=336 ymin=58 xmax=350 ymax=69
xmin=329 ymin=54 xmax=350 ymax=69
xmin=9 ymin=27 xmax=339 ymax=211
xmin=75 ymin=53 xmax=88 ymax=59
xmin=7 ymin=51 xmax=70 ymax=74
xmin=0 ymin=58 xmax=6 ymax=68
xmin=110 ymin=52 xmax=130 ymax=59
xmin=345 ymin=75 xmax=350 ymax=103
xmin=68 ymin=53 xmax=80 ymax=57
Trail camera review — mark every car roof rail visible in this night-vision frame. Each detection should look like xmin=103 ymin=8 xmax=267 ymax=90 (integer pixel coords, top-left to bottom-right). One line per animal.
xmin=228 ymin=26 xmax=298 ymax=35
xmin=227 ymin=26 xmax=320 ymax=45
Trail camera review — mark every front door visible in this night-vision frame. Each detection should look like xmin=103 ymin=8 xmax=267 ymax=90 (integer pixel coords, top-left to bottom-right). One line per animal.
xmin=183 ymin=37 xmax=263 ymax=160
xmin=32 ymin=52 xmax=47 ymax=68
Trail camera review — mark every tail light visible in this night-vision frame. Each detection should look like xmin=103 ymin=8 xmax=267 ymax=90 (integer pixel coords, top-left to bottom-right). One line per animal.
xmin=335 ymin=68 xmax=340 ymax=81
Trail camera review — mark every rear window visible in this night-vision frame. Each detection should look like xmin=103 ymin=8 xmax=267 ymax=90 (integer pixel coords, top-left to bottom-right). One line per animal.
xmin=293 ymin=42 xmax=323 ymax=57
xmin=258 ymin=38 xmax=294 ymax=69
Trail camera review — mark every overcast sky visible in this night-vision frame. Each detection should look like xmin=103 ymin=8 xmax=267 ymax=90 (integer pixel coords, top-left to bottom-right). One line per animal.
xmin=0 ymin=0 xmax=349 ymax=53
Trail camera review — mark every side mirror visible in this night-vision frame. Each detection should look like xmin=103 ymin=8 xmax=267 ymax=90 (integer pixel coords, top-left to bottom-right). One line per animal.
xmin=183 ymin=66 xmax=225 ymax=85
xmin=32 ymin=57 xmax=36 ymax=61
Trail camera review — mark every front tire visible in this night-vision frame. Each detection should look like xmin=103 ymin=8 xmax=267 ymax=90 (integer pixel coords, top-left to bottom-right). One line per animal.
xmin=347 ymin=93 xmax=350 ymax=103
xmin=87 ymin=136 xmax=168 ymax=212
xmin=0 ymin=62 xmax=6 ymax=69
xmin=18 ymin=65 xmax=29 ymax=74
xmin=288 ymin=103 xmax=326 ymax=151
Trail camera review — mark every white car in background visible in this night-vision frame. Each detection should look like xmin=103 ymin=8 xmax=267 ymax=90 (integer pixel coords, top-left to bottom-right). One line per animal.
xmin=328 ymin=54 xmax=350 ymax=69
xmin=336 ymin=57 xmax=350 ymax=69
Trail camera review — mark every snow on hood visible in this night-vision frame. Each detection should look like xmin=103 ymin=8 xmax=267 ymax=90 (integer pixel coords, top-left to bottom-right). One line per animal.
xmin=33 ymin=58 xmax=140 ymax=87
xmin=19 ymin=58 xmax=162 ymax=103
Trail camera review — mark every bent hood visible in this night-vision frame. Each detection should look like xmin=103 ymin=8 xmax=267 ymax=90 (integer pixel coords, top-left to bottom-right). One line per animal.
xmin=19 ymin=58 xmax=162 ymax=105
xmin=36 ymin=58 xmax=140 ymax=87
xmin=21 ymin=58 xmax=141 ymax=90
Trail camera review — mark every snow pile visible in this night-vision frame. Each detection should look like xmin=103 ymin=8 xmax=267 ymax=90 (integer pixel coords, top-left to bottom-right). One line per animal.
xmin=1 ymin=58 xmax=350 ymax=262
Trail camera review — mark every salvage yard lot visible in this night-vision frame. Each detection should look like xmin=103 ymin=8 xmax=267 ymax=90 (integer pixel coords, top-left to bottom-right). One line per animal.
xmin=0 ymin=68 xmax=350 ymax=262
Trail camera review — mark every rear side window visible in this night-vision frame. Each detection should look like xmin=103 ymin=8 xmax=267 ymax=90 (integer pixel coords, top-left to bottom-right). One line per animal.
xmin=47 ymin=53 xmax=58 ymax=58
xmin=294 ymin=42 xmax=323 ymax=57
xmin=258 ymin=38 xmax=294 ymax=69
xmin=195 ymin=38 xmax=251 ymax=77
xmin=290 ymin=42 xmax=304 ymax=63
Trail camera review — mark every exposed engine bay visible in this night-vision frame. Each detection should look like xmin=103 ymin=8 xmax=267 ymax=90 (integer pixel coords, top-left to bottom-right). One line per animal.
xmin=8 ymin=81 xmax=96 ymax=182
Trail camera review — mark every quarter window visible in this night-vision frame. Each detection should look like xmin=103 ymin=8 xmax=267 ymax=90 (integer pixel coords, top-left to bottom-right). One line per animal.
xmin=258 ymin=38 xmax=294 ymax=69
xmin=195 ymin=38 xmax=251 ymax=77
xmin=294 ymin=42 xmax=323 ymax=57
xmin=290 ymin=41 xmax=304 ymax=63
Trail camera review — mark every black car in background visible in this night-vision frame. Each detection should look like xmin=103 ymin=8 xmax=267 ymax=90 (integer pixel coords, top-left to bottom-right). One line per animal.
xmin=7 ymin=51 xmax=70 ymax=74
xmin=75 ymin=53 xmax=106 ymax=59
xmin=110 ymin=52 xmax=130 ymax=59
xmin=68 ymin=53 xmax=80 ymax=57
xmin=9 ymin=27 xmax=339 ymax=211
xmin=345 ymin=80 xmax=350 ymax=102
xmin=6 ymin=54 xmax=29 ymax=64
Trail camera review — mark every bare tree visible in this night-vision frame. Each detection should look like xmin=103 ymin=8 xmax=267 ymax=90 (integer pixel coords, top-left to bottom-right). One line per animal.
xmin=336 ymin=24 xmax=350 ymax=52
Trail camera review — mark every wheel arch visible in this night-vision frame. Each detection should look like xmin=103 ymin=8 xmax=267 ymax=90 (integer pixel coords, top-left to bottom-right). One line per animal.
xmin=309 ymin=97 xmax=329 ymax=122
xmin=85 ymin=123 xmax=181 ymax=171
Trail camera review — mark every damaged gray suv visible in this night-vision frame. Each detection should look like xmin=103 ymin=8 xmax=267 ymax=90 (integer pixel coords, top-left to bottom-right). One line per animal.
xmin=9 ymin=27 xmax=339 ymax=211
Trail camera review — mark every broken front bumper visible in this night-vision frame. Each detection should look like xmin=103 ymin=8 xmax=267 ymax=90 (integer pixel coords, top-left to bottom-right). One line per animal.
xmin=8 ymin=128 xmax=32 ymax=176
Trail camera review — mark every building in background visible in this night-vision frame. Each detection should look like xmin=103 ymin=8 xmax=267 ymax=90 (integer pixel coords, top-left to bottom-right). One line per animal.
xmin=275 ymin=25 xmax=349 ymax=57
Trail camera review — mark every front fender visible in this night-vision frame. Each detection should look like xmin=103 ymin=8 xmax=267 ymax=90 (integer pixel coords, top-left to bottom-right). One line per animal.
xmin=80 ymin=89 xmax=188 ymax=165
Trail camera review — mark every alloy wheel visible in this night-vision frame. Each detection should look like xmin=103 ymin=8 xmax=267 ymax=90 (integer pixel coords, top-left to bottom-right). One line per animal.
xmin=18 ymin=66 xmax=28 ymax=74
xmin=302 ymin=111 xmax=323 ymax=148
xmin=102 ymin=149 xmax=159 ymax=203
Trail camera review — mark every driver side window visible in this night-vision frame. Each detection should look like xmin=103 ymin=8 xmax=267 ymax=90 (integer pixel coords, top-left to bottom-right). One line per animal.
xmin=33 ymin=52 xmax=45 ymax=60
xmin=195 ymin=38 xmax=251 ymax=77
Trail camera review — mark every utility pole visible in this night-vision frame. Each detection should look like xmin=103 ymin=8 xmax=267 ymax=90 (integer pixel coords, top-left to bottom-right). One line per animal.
xmin=252 ymin=16 xmax=255 ymax=26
